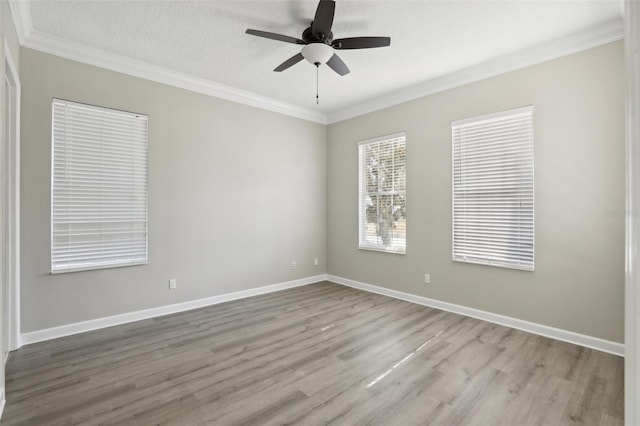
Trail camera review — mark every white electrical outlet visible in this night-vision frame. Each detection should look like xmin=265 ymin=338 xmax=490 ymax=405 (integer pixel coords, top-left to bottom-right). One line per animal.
xmin=169 ymin=278 xmax=177 ymax=289
xmin=424 ymin=274 xmax=431 ymax=284
xmin=314 ymin=258 xmax=319 ymax=266
xmin=291 ymin=261 xmax=297 ymax=269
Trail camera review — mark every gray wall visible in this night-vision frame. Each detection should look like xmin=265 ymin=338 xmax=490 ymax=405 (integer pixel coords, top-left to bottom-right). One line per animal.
xmin=20 ymin=40 xmax=625 ymax=343
xmin=327 ymin=41 xmax=625 ymax=343
xmin=20 ymin=48 xmax=327 ymax=333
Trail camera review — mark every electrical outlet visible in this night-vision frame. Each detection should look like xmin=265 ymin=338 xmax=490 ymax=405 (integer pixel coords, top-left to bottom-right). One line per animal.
xmin=291 ymin=261 xmax=297 ymax=269
xmin=424 ymin=274 xmax=431 ymax=284
xmin=169 ymin=278 xmax=177 ymax=289
xmin=314 ymin=258 xmax=319 ymax=266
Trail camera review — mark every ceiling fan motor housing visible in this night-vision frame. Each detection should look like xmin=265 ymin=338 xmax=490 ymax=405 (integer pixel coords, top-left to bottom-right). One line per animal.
xmin=302 ymin=26 xmax=333 ymax=44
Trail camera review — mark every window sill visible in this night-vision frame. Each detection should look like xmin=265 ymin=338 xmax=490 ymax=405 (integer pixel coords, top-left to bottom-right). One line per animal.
xmin=359 ymin=246 xmax=406 ymax=255
xmin=452 ymin=257 xmax=533 ymax=271
xmin=51 ymin=261 xmax=149 ymax=275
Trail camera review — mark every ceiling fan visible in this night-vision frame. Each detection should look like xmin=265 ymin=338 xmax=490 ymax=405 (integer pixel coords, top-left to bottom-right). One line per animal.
xmin=245 ymin=0 xmax=391 ymax=76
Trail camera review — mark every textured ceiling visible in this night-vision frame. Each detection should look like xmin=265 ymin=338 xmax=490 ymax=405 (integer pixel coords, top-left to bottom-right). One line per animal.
xmin=28 ymin=0 xmax=622 ymax=114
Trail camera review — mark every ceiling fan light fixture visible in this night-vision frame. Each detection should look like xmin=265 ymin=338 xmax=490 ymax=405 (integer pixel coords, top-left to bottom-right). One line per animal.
xmin=301 ymin=43 xmax=334 ymax=66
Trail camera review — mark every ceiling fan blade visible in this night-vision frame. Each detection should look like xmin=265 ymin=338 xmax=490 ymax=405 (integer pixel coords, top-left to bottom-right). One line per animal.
xmin=274 ymin=53 xmax=305 ymax=72
xmin=311 ymin=0 xmax=335 ymax=40
xmin=246 ymin=29 xmax=304 ymax=45
xmin=332 ymin=37 xmax=391 ymax=50
xmin=326 ymin=53 xmax=350 ymax=76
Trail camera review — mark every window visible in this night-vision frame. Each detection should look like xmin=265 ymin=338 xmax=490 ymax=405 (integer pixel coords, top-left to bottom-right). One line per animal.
xmin=452 ymin=106 xmax=534 ymax=270
xmin=51 ymin=99 xmax=149 ymax=273
xmin=358 ymin=133 xmax=406 ymax=253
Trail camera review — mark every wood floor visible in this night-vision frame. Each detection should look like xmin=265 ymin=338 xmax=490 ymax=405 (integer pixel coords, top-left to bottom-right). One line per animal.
xmin=2 ymin=281 xmax=624 ymax=425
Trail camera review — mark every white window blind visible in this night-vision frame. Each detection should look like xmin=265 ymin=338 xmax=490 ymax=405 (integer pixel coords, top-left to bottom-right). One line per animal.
xmin=452 ymin=106 xmax=534 ymax=270
xmin=51 ymin=99 xmax=149 ymax=273
xmin=358 ymin=133 xmax=406 ymax=254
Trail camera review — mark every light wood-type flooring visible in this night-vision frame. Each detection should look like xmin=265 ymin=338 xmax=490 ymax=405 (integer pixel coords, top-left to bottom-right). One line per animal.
xmin=1 ymin=281 xmax=624 ymax=425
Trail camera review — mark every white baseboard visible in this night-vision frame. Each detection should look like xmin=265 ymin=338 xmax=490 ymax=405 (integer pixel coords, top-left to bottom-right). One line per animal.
xmin=20 ymin=274 xmax=329 ymax=345
xmin=20 ymin=273 xmax=624 ymax=357
xmin=328 ymin=275 xmax=625 ymax=357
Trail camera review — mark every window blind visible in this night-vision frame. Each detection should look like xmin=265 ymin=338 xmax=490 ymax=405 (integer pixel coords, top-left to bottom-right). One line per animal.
xmin=358 ymin=133 xmax=406 ymax=254
xmin=51 ymin=99 xmax=149 ymax=273
xmin=452 ymin=106 xmax=534 ymax=270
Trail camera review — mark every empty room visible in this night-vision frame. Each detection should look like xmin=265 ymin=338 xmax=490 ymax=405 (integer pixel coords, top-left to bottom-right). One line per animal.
xmin=0 ymin=0 xmax=638 ymax=424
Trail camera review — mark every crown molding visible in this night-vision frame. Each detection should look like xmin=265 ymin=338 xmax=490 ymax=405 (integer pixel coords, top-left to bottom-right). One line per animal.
xmin=7 ymin=0 xmax=33 ymax=44
xmin=20 ymin=30 xmax=328 ymax=124
xmin=9 ymin=0 xmax=327 ymax=123
xmin=9 ymin=0 xmax=623 ymax=126
xmin=327 ymin=18 xmax=625 ymax=124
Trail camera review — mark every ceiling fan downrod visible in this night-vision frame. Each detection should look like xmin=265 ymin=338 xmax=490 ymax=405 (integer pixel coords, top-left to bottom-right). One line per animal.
xmin=315 ymin=62 xmax=320 ymax=105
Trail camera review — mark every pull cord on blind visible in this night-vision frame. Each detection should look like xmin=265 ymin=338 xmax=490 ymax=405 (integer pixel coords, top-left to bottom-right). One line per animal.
xmin=452 ymin=106 xmax=534 ymax=271
xmin=51 ymin=99 xmax=149 ymax=273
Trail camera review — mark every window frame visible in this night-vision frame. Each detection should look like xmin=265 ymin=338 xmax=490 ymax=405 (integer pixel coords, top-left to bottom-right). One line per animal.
xmin=358 ymin=132 xmax=407 ymax=254
xmin=451 ymin=105 xmax=534 ymax=271
xmin=50 ymin=98 xmax=149 ymax=274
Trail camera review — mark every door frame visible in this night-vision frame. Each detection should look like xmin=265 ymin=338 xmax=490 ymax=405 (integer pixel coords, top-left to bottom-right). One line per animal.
xmin=2 ymin=38 xmax=20 ymax=353
xmin=625 ymin=1 xmax=640 ymax=424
